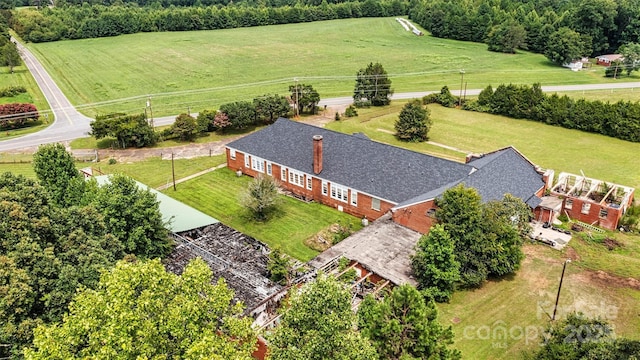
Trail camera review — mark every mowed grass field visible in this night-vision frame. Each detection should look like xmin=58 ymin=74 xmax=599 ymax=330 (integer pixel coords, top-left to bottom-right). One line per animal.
xmin=25 ymin=17 xmax=635 ymax=117
xmin=166 ymin=167 xmax=361 ymax=261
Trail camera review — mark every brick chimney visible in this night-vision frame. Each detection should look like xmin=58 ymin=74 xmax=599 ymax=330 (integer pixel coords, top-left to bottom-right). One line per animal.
xmin=313 ymin=135 xmax=323 ymax=174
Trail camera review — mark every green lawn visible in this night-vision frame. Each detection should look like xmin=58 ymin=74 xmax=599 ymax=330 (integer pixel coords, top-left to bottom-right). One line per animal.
xmin=0 ymin=64 xmax=52 ymax=138
xmin=439 ymin=244 xmax=640 ymax=359
xmin=25 ymin=17 xmax=634 ymax=117
xmin=165 ymin=167 xmax=362 ymax=261
xmin=327 ymin=103 xmax=640 ymax=189
xmin=0 ymin=154 xmax=225 ymax=188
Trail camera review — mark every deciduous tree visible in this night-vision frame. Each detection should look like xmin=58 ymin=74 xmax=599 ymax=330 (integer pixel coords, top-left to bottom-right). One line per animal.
xmin=268 ymin=275 xmax=376 ymax=360
xmin=33 ymin=143 xmax=83 ymax=207
xmin=90 ymin=113 xmax=156 ymax=148
xmin=619 ymin=42 xmax=640 ymax=75
xmin=219 ymin=101 xmax=256 ymax=130
xmin=254 ymin=94 xmax=291 ymax=124
xmin=411 ymin=224 xmax=460 ymax=302
xmin=486 ymin=21 xmax=527 ymax=54
xmin=394 ymin=99 xmax=431 ymax=142
xmin=353 ymin=62 xmax=393 ymax=107
xmin=289 ymin=83 xmax=320 ymax=114
xmin=170 ymin=113 xmax=198 ymax=141
xmin=544 ymin=27 xmax=590 ymax=65
xmin=25 ymin=258 xmax=256 ymax=360
xmin=532 ymin=313 xmax=640 ymax=359
xmin=93 ymin=174 xmax=171 ymax=258
xmin=358 ymin=285 xmax=460 ymax=360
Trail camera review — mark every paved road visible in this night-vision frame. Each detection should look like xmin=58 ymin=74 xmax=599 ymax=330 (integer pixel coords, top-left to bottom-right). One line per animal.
xmin=2 ymin=42 xmax=640 ymax=152
xmin=0 ymin=39 xmax=93 ymax=152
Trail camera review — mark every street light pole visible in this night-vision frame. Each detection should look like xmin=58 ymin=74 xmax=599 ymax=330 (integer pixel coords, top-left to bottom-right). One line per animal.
xmin=552 ymin=259 xmax=571 ymax=321
xmin=459 ymin=69 xmax=465 ymax=107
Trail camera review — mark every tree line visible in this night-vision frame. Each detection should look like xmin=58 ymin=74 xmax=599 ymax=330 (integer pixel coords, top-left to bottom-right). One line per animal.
xmin=10 ymin=0 xmax=407 ymax=42
xmin=467 ymin=83 xmax=640 ymax=143
xmin=410 ymin=0 xmax=640 ymax=58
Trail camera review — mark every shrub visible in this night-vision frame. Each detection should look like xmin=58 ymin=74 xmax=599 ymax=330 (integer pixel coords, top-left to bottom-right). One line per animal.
xmin=0 ymin=86 xmax=27 ymax=97
xmin=0 ymin=103 xmax=39 ymax=129
xmin=344 ymin=105 xmax=358 ymax=117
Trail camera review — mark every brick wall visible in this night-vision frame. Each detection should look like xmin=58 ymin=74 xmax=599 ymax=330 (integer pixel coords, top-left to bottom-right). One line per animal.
xmin=227 ymin=148 xmax=394 ymax=221
xmin=562 ymin=196 xmax=623 ymax=230
xmin=391 ymin=200 xmax=438 ymax=234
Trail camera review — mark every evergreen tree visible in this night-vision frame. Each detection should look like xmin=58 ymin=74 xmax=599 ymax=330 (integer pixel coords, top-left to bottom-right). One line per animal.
xmin=394 ymin=99 xmax=431 ymax=142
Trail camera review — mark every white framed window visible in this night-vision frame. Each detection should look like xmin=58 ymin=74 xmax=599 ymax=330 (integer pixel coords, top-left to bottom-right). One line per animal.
xmin=288 ymin=170 xmax=304 ymax=187
xmin=371 ymin=198 xmax=381 ymax=211
xmin=306 ymin=176 xmax=312 ymax=190
xmin=229 ymin=149 xmax=236 ymax=160
xmin=581 ymin=203 xmax=591 ymax=215
xmin=281 ymin=168 xmax=287 ymax=181
xmin=267 ymin=162 xmax=272 ymax=176
xmin=244 ymin=155 xmax=250 ymax=168
xmin=565 ymin=199 xmax=573 ymax=209
xmin=331 ymin=184 xmax=348 ymax=203
xmin=351 ymin=191 xmax=357 ymax=206
xmin=322 ymin=181 xmax=328 ymax=195
xmin=426 ymin=208 xmax=436 ymax=217
xmin=251 ymin=157 xmax=265 ymax=173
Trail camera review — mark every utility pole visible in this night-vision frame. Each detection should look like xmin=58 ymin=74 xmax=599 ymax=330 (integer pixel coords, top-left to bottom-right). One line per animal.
xmin=552 ymin=259 xmax=571 ymax=321
xmin=294 ymin=78 xmax=299 ymax=118
xmin=459 ymin=69 xmax=465 ymax=107
xmin=146 ymin=96 xmax=154 ymax=128
xmin=171 ymin=153 xmax=176 ymax=191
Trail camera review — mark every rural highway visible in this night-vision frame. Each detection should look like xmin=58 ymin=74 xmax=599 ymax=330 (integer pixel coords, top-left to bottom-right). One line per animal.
xmin=0 ymin=39 xmax=94 ymax=152
xmin=2 ymin=42 xmax=640 ymax=151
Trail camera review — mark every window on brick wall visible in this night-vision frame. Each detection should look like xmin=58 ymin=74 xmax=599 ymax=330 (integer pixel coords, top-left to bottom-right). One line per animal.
xmin=331 ymin=184 xmax=348 ymax=202
xmin=244 ymin=155 xmax=250 ymax=168
xmin=322 ymin=181 xmax=328 ymax=195
xmin=281 ymin=168 xmax=287 ymax=181
xmin=288 ymin=170 xmax=305 ymax=187
xmin=307 ymin=177 xmax=312 ymax=190
xmin=581 ymin=203 xmax=591 ymax=215
xmin=351 ymin=191 xmax=357 ymax=206
xmin=426 ymin=208 xmax=436 ymax=217
xmin=251 ymin=157 xmax=265 ymax=173
xmin=371 ymin=198 xmax=381 ymax=211
xmin=266 ymin=162 xmax=272 ymax=176
xmin=599 ymin=208 xmax=608 ymax=219
xmin=565 ymin=199 xmax=573 ymax=209
xmin=230 ymin=149 xmax=236 ymax=160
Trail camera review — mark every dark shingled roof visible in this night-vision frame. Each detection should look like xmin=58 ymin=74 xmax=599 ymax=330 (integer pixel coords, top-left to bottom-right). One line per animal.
xmin=227 ymin=118 xmax=472 ymax=203
xmin=465 ymin=148 xmax=545 ymax=208
xmin=227 ymin=120 xmax=544 ymax=207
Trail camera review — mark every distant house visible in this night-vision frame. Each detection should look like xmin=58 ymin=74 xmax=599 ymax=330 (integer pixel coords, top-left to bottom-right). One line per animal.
xmin=596 ymin=54 xmax=623 ymax=66
xmin=226 ymin=118 xmax=548 ymax=234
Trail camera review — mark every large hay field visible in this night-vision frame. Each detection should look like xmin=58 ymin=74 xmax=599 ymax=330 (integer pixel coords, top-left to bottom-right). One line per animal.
xmin=25 ymin=17 xmax=633 ymax=117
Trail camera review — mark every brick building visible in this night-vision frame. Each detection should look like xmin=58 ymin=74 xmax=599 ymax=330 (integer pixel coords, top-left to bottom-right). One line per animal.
xmin=226 ymin=118 xmax=548 ymax=234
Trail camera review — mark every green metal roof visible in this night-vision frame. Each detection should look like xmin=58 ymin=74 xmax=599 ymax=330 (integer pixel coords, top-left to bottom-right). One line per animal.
xmin=94 ymin=175 xmax=218 ymax=233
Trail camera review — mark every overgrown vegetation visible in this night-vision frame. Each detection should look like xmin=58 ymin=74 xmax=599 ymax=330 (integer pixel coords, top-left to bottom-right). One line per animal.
xmin=0 ymin=145 xmax=171 ymax=358
xmin=90 ymin=113 xmax=157 ymax=148
xmin=25 ymin=258 xmax=256 ymax=359
xmin=435 ymin=186 xmax=531 ymax=288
